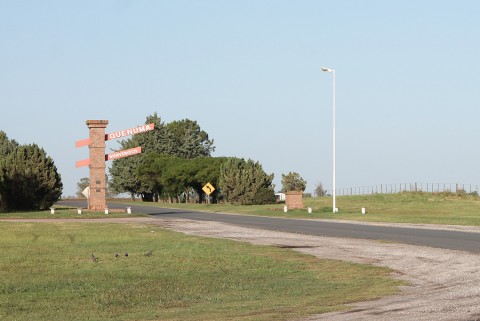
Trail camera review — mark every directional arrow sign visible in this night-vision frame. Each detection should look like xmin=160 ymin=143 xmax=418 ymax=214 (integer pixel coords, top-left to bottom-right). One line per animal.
xmin=75 ymin=158 xmax=91 ymax=168
xmin=202 ymin=182 xmax=215 ymax=196
xmin=106 ymin=146 xmax=142 ymax=161
xmin=75 ymin=138 xmax=91 ymax=148
xmin=75 ymin=147 xmax=142 ymax=167
xmin=75 ymin=123 xmax=155 ymax=148
xmin=105 ymin=124 xmax=154 ymax=142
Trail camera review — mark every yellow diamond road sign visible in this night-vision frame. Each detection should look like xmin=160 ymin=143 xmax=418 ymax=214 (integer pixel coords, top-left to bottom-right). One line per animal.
xmin=202 ymin=182 xmax=215 ymax=195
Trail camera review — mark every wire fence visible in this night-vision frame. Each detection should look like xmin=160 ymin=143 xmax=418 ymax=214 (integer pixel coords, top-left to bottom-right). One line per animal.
xmin=336 ymin=183 xmax=480 ymax=196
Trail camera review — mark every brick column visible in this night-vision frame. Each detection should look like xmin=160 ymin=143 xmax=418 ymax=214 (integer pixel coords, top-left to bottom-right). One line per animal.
xmin=86 ymin=120 xmax=109 ymax=211
xmin=285 ymin=191 xmax=304 ymax=209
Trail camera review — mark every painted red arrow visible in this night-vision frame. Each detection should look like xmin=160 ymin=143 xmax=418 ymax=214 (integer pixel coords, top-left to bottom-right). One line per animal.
xmin=75 ymin=147 xmax=142 ymax=168
xmin=75 ymin=158 xmax=91 ymax=168
xmin=105 ymin=147 xmax=142 ymax=161
xmin=75 ymin=138 xmax=91 ymax=148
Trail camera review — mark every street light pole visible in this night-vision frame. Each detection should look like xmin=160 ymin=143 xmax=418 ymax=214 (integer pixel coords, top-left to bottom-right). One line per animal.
xmin=321 ymin=67 xmax=337 ymax=213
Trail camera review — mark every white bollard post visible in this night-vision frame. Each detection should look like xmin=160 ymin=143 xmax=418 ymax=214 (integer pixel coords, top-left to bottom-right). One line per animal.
xmin=283 ymin=205 xmax=288 ymax=213
xmin=361 ymin=207 xmax=366 ymax=214
xmin=50 ymin=207 xmax=55 ymax=214
xmin=126 ymin=207 xmax=131 ymax=214
xmin=77 ymin=208 xmax=82 ymax=214
xmin=307 ymin=207 xmax=312 ymax=214
xmin=105 ymin=208 xmax=109 ymax=215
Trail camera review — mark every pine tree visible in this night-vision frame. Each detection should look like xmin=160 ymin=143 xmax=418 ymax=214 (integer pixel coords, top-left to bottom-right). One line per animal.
xmin=0 ymin=144 xmax=62 ymax=211
xmin=166 ymin=119 xmax=215 ymax=158
xmin=0 ymin=131 xmax=18 ymax=157
xmin=219 ymin=158 xmax=275 ymax=205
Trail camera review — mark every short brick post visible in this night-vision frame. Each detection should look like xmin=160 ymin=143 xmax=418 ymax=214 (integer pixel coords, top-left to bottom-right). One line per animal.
xmin=285 ymin=191 xmax=304 ymax=209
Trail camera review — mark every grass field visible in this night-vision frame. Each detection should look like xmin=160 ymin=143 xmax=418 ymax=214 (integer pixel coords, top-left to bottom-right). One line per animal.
xmin=0 ymin=222 xmax=403 ymax=321
xmin=4 ymin=192 xmax=470 ymax=320
xmin=120 ymin=192 xmax=480 ymax=226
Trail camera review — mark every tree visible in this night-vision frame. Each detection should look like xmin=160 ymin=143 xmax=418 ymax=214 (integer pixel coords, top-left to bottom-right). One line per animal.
xmin=109 ymin=113 xmax=216 ymax=197
xmin=115 ymin=113 xmax=214 ymax=158
xmin=136 ymin=153 xmax=176 ymax=201
xmin=118 ymin=113 xmax=170 ymax=153
xmin=191 ymin=157 xmax=227 ymax=203
xmin=136 ymin=153 xmax=227 ymax=203
xmin=218 ymin=158 xmax=275 ymax=205
xmin=281 ymin=172 xmax=307 ymax=192
xmin=315 ymin=182 xmax=325 ymax=197
xmin=109 ymin=156 xmax=143 ymax=200
xmin=0 ymin=144 xmax=63 ymax=211
xmin=0 ymin=131 xmax=18 ymax=210
xmin=110 ymin=113 xmax=167 ymax=199
xmin=0 ymin=131 xmax=18 ymax=156
xmin=166 ymin=119 xmax=215 ymax=158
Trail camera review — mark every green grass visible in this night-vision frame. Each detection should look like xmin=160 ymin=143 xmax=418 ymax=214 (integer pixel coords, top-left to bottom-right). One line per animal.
xmin=0 ymin=222 xmax=403 ymax=321
xmin=113 ymin=192 xmax=480 ymax=226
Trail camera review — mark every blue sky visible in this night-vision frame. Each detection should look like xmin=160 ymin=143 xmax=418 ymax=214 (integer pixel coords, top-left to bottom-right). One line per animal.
xmin=1 ymin=1 xmax=479 ymax=197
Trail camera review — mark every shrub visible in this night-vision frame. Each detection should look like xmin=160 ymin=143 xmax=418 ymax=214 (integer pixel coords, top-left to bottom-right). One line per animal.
xmin=281 ymin=172 xmax=307 ymax=192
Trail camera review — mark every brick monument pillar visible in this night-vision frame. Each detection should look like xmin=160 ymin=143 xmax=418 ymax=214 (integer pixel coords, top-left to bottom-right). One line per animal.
xmin=86 ymin=120 xmax=109 ymax=211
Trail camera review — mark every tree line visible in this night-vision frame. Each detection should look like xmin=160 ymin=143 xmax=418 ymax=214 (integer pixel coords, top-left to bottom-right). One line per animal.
xmin=108 ymin=113 xmax=276 ymax=205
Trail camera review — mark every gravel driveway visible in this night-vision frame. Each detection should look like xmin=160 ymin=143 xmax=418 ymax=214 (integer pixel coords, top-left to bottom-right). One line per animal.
xmin=4 ymin=217 xmax=480 ymax=320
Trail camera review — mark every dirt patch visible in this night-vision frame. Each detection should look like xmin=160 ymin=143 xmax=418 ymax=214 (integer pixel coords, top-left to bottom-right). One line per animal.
xmin=4 ymin=217 xmax=480 ymax=320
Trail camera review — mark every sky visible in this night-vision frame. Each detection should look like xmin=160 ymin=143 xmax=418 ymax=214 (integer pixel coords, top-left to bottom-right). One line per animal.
xmin=1 ymin=1 xmax=480 ymax=197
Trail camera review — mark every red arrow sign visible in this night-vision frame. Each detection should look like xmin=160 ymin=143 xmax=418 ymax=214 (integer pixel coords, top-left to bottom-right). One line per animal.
xmin=75 ymin=138 xmax=91 ymax=148
xmin=106 ymin=124 xmax=154 ymax=141
xmin=75 ymin=123 xmax=155 ymax=148
xmin=75 ymin=158 xmax=91 ymax=168
xmin=75 ymin=147 xmax=142 ymax=168
xmin=106 ymin=147 xmax=142 ymax=161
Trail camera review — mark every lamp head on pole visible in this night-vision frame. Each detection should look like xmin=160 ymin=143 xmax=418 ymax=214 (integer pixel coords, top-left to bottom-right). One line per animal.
xmin=321 ymin=67 xmax=334 ymax=73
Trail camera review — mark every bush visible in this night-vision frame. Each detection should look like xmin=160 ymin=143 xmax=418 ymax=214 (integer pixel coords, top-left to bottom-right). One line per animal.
xmin=281 ymin=172 xmax=307 ymax=192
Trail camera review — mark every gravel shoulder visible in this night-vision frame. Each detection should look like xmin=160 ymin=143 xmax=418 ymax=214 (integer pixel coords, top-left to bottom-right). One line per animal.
xmin=3 ymin=216 xmax=480 ymax=320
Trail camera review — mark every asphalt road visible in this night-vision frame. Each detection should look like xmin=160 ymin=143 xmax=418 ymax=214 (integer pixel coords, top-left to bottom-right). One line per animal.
xmin=57 ymin=200 xmax=480 ymax=253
